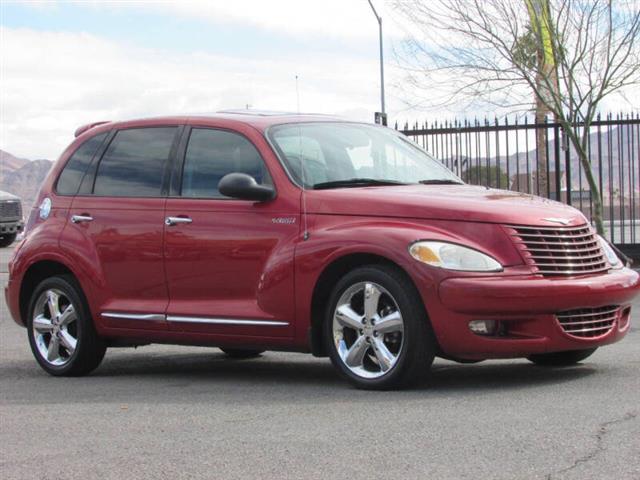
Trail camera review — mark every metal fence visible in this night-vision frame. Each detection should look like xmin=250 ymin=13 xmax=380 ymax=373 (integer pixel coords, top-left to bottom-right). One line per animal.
xmin=398 ymin=113 xmax=640 ymax=252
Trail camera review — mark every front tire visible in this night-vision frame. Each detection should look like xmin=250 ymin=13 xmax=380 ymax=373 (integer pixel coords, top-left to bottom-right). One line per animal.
xmin=27 ymin=275 xmax=106 ymax=376
xmin=527 ymin=348 xmax=597 ymax=367
xmin=0 ymin=233 xmax=17 ymax=248
xmin=324 ymin=265 xmax=436 ymax=390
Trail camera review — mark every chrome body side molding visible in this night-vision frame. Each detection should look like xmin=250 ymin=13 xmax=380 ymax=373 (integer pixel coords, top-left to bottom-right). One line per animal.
xmin=101 ymin=312 xmax=288 ymax=327
xmin=166 ymin=316 xmax=289 ymax=327
xmin=102 ymin=312 xmax=165 ymax=321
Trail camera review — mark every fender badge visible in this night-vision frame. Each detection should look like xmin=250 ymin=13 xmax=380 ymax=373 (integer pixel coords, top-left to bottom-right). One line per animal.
xmin=542 ymin=217 xmax=571 ymax=225
xmin=272 ymin=217 xmax=296 ymax=224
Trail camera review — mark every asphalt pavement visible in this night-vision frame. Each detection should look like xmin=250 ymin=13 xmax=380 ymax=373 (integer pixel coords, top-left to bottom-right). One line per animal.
xmin=1 ymin=245 xmax=639 ymax=480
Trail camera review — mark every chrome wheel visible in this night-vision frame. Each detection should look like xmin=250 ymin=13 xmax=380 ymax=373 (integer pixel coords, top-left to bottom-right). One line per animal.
xmin=32 ymin=289 xmax=78 ymax=366
xmin=332 ymin=282 xmax=405 ymax=379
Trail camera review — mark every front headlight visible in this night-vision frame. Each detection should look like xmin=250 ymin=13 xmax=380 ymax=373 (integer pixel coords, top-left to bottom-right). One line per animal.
xmin=597 ymin=235 xmax=620 ymax=267
xmin=409 ymin=241 xmax=503 ymax=272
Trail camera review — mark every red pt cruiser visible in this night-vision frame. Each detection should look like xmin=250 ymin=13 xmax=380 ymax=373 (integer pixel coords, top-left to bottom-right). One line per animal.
xmin=5 ymin=112 xmax=640 ymax=389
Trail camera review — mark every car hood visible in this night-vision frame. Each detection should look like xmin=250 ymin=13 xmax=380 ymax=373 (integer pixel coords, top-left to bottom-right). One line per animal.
xmin=0 ymin=190 xmax=20 ymax=201
xmin=305 ymin=184 xmax=587 ymax=226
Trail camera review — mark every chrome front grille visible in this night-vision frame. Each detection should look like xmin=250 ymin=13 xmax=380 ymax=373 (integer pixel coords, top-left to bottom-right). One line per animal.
xmin=506 ymin=224 xmax=608 ymax=276
xmin=556 ymin=306 xmax=619 ymax=338
xmin=0 ymin=200 xmax=22 ymax=221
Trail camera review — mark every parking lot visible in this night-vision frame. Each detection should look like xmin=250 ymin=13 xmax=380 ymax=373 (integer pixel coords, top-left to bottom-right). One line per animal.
xmin=1 ymin=245 xmax=639 ymax=480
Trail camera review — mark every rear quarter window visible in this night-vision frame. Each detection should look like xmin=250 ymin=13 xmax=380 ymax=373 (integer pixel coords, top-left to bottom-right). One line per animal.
xmin=56 ymin=133 xmax=108 ymax=196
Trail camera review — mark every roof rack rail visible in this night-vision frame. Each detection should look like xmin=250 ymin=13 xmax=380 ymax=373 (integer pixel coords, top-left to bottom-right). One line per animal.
xmin=216 ymin=109 xmax=335 ymax=117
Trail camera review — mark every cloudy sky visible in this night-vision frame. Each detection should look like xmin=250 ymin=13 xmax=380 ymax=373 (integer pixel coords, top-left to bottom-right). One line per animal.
xmin=2 ymin=0 xmax=413 ymax=159
xmin=1 ymin=0 xmax=638 ymax=160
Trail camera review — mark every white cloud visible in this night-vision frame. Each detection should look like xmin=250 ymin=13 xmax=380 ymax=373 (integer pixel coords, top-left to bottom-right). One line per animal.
xmin=15 ymin=0 xmax=403 ymax=40
xmin=146 ymin=0 xmax=405 ymax=39
xmin=0 ymin=26 xmax=396 ymax=159
xmin=4 ymin=2 xmax=636 ymax=160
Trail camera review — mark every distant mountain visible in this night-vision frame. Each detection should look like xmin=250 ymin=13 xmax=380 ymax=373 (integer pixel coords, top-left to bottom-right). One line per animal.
xmin=0 ymin=151 xmax=53 ymax=211
xmin=435 ymin=125 xmax=639 ymax=197
xmin=0 ymin=149 xmax=30 ymax=175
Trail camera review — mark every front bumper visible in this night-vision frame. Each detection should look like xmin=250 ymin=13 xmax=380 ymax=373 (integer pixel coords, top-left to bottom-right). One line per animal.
xmin=0 ymin=220 xmax=23 ymax=236
xmin=430 ymin=268 xmax=640 ymax=359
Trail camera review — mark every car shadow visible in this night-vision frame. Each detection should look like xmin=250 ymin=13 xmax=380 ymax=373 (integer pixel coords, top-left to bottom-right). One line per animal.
xmin=93 ymin=350 xmax=598 ymax=394
xmin=426 ymin=361 xmax=597 ymax=391
xmin=1 ymin=350 xmax=600 ymax=406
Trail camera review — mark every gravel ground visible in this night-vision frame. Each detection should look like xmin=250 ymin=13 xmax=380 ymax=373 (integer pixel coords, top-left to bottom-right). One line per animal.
xmin=1 ymin=245 xmax=639 ymax=479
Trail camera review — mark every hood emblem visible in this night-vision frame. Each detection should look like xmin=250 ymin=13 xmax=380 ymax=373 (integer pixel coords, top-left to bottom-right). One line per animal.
xmin=542 ymin=217 xmax=572 ymax=225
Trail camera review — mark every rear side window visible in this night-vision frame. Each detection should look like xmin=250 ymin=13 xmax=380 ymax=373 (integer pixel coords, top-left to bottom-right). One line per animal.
xmin=56 ymin=133 xmax=107 ymax=195
xmin=181 ymin=128 xmax=271 ymax=198
xmin=93 ymin=127 xmax=177 ymax=197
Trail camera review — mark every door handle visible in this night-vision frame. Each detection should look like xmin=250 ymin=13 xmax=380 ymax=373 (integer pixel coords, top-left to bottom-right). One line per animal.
xmin=165 ymin=216 xmax=193 ymax=226
xmin=71 ymin=215 xmax=93 ymax=224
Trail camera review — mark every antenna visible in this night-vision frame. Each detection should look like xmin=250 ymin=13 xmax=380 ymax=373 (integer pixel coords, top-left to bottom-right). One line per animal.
xmin=296 ymin=75 xmax=310 ymax=241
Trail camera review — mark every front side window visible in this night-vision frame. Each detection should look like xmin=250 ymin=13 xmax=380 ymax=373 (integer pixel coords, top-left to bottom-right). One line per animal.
xmin=181 ymin=128 xmax=271 ymax=198
xmin=56 ymin=133 xmax=107 ymax=195
xmin=93 ymin=127 xmax=177 ymax=197
xmin=268 ymin=122 xmax=461 ymax=189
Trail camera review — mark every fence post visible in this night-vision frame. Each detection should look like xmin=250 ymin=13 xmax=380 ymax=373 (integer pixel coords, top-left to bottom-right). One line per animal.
xmin=563 ymin=125 xmax=572 ymax=206
xmin=553 ymin=123 xmax=560 ymax=201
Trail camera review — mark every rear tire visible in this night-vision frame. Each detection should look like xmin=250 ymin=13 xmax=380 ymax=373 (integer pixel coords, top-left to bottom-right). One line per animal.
xmin=0 ymin=233 xmax=17 ymax=248
xmin=324 ymin=265 xmax=436 ymax=390
xmin=527 ymin=348 xmax=597 ymax=367
xmin=27 ymin=275 xmax=106 ymax=376
xmin=220 ymin=348 xmax=264 ymax=359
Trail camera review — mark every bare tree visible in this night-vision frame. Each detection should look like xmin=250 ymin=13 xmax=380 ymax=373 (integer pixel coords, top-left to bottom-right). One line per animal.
xmin=393 ymin=0 xmax=640 ymax=234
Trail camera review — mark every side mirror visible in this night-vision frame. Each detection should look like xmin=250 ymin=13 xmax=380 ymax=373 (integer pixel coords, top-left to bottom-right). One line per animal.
xmin=218 ymin=173 xmax=275 ymax=202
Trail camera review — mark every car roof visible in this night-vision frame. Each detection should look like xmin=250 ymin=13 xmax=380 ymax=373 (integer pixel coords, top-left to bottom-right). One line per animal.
xmin=85 ymin=110 xmax=358 ymax=136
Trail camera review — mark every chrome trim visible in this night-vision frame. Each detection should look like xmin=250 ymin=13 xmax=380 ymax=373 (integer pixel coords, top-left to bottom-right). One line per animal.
xmin=165 ymin=216 xmax=192 ymax=226
xmin=527 ymin=251 xmax=605 ymax=261
xmin=532 ymin=258 xmax=609 ymax=268
xmin=562 ymin=325 xmax=614 ymax=334
xmin=560 ymin=317 xmax=617 ymax=326
xmin=71 ymin=215 xmax=94 ymax=224
xmin=512 ymin=238 xmax=598 ymax=246
xmin=540 ymin=217 xmax=572 ymax=225
xmin=102 ymin=312 xmax=165 ymax=321
xmin=166 ymin=315 xmax=288 ymax=326
xmin=507 ymin=224 xmax=588 ymax=231
xmin=556 ymin=305 xmax=619 ymax=338
xmin=515 ymin=232 xmax=595 ymax=240
xmin=506 ymin=224 xmax=608 ymax=276
xmin=557 ymin=308 xmax=619 ymax=319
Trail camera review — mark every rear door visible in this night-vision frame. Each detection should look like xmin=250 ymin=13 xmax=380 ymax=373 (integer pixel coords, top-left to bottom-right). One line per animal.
xmin=66 ymin=126 xmax=181 ymax=330
xmin=163 ymin=125 xmax=298 ymax=338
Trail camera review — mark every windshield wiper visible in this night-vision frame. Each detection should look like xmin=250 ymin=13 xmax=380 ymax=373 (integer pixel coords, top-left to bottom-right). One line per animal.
xmin=312 ymin=178 xmax=408 ymax=190
xmin=418 ymin=179 xmax=463 ymax=185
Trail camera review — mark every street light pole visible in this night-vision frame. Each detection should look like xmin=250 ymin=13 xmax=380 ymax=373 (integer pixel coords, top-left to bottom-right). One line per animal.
xmin=367 ymin=0 xmax=386 ymax=125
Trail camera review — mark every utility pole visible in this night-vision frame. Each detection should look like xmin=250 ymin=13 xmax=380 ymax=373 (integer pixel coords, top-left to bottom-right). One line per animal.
xmin=367 ymin=0 xmax=386 ymax=126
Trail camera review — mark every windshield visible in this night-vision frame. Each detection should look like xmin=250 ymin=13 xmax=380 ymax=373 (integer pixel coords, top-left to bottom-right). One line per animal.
xmin=268 ymin=122 xmax=461 ymax=189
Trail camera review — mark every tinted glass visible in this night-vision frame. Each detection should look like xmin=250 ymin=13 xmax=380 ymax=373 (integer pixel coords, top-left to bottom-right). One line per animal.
xmin=181 ymin=129 xmax=271 ymax=198
xmin=56 ymin=133 xmax=107 ymax=195
xmin=269 ymin=123 xmax=460 ymax=188
xmin=93 ymin=127 xmax=177 ymax=197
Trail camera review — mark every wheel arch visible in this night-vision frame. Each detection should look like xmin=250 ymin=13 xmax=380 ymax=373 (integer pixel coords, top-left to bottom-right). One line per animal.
xmin=19 ymin=259 xmax=79 ymax=326
xmin=308 ymin=252 xmax=434 ymax=357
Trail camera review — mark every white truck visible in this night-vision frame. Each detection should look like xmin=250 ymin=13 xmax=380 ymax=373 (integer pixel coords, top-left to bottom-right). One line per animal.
xmin=0 ymin=190 xmax=23 ymax=247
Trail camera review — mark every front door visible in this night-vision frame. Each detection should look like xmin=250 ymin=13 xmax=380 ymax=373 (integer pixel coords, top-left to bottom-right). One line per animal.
xmin=67 ymin=126 xmax=180 ymax=330
xmin=164 ymin=127 xmax=298 ymax=338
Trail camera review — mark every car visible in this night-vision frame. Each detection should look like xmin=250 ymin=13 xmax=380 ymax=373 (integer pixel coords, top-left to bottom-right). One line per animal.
xmin=0 ymin=190 xmax=24 ymax=248
xmin=4 ymin=111 xmax=640 ymax=389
